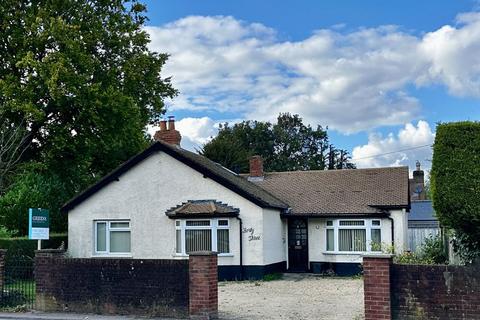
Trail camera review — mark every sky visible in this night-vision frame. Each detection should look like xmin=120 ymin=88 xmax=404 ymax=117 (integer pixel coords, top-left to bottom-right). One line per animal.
xmin=142 ymin=0 xmax=480 ymax=175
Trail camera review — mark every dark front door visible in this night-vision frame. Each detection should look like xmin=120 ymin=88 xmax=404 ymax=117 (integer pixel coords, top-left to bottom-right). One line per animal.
xmin=288 ymin=218 xmax=308 ymax=272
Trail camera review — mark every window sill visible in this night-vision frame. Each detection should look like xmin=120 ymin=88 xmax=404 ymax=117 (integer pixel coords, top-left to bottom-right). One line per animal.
xmin=173 ymin=253 xmax=234 ymax=257
xmin=92 ymin=254 xmax=132 ymax=258
xmin=323 ymin=251 xmax=366 ymax=255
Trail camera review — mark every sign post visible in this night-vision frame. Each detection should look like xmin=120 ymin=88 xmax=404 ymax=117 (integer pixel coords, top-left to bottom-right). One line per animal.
xmin=28 ymin=208 xmax=50 ymax=249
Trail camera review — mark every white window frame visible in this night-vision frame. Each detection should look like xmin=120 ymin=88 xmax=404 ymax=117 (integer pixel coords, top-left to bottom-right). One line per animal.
xmin=94 ymin=220 xmax=131 ymax=255
xmin=175 ymin=218 xmax=231 ymax=256
xmin=325 ymin=219 xmax=382 ymax=253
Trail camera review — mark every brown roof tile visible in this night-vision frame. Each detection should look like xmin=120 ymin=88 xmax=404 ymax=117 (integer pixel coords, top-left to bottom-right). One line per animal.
xmin=249 ymin=167 xmax=409 ymax=215
xmin=166 ymin=200 xmax=240 ymax=217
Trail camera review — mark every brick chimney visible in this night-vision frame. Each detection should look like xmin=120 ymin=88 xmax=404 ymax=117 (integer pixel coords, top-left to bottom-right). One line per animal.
xmin=248 ymin=155 xmax=264 ymax=181
xmin=410 ymin=160 xmax=426 ymax=201
xmin=154 ymin=116 xmax=182 ymax=146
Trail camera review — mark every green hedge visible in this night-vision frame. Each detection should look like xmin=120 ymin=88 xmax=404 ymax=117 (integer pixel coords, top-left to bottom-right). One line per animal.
xmin=0 ymin=233 xmax=67 ymax=263
xmin=431 ymin=121 xmax=480 ymax=259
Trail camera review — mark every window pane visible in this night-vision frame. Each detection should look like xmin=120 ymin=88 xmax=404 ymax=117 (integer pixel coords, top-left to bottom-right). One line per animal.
xmin=326 ymin=229 xmax=334 ymax=251
xmin=372 ymin=220 xmax=381 ymax=226
xmin=339 ymin=229 xmax=353 ymax=251
xmin=186 ymin=230 xmax=212 ymax=253
xmin=339 ymin=220 xmax=364 ymax=226
xmin=110 ymin=231 xmax=131 ymax=252
xmin=371 ymin=229 xmax=381 ymax=251
xmin=353 ymin=229 xmax=366 ymax=251
xmin=175 ymin=221 xmax=181 ymax=227
xmin=339 ymin=229 xmax=366 ymax=251
xmin=110 ymin=222 xmax=129 ymax=228
xmin=217 ymin=229 xmax=229 ymax=253
xmin=176 ymin=229 xmax=182 ymax=254
xmin=186 ymin=220 xmax=210 ymax=227
xmin=326 ymin=221 xmax=333 ymax=226
xmin=218 ymin=220 xmax=229 ymax=226
xmin=96 ymin=222 xmax=107 ymax=252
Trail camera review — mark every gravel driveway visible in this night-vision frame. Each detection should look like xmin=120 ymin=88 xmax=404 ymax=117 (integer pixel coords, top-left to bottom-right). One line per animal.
xmin=219 ymin=274 xmax=364 ymax=320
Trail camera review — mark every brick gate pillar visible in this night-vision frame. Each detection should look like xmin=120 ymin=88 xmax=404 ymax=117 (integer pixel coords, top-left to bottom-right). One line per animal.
xmin=34 ymin=249 xmax=65 ymax=311
xmin=363 ymin=254 xmax=393 ymax=320
xmin=189 ymin=251 xmax=218 ymax=320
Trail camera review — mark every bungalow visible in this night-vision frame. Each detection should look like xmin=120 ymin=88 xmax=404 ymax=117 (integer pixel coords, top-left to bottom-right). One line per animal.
xmin=62 ymin=118 xmax=410 ymax=279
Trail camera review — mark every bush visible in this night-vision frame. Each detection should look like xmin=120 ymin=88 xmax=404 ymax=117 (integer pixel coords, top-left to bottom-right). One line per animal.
xmin=431 ymin=121 xmax=480 ymax=262
xmin=0 ymin=289 xmax=28 ymax=308
xmin=421 ymin=234 xmax=448 ymax=264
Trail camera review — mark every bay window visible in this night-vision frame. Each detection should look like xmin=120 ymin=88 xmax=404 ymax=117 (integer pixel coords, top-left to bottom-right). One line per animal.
xmin=95 ymin=220 xmax=131 ymax=254
xmin=175 ymin=219 xmax=230 ymax=255
xmin=325 ymin=219 xmax=381 ymax=253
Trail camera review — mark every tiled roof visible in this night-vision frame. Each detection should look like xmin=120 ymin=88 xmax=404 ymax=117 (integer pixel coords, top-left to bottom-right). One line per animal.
xmin=166 ymin=200 xmax=239 ymax=217
xmin=249 ymin=167 xmax=410 ymax=215
xmin=62 ymin=141 xmax=288 ymax=212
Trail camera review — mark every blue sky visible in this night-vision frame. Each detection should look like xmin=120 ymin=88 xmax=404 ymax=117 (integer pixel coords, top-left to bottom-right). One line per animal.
xmin=142 ymin=0 xmax=480 ymax=173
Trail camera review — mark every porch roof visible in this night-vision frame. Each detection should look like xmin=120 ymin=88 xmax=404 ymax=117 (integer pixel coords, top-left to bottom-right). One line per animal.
xmin=165 ymin=200 xmax=240 ymax=218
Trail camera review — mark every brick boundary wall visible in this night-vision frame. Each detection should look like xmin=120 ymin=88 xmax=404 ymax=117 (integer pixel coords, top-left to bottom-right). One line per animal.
xmin=363 ymin=255 xmax=480 ymax=320
xmin=363 ymin=255 xmax=393 ymax=320
xmin=189 ymin=251 xmax=218 ymax=320
xmin=35 ymin=250 xmax=190 ymax=317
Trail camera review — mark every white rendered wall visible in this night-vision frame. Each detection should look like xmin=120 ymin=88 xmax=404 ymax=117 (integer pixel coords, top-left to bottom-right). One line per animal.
xmin=391 ymin=209 xmax=408 ymax=253
xmin=68 ymin=150 xmax=282 ymax=266
xmin=262 ymin=208 xmax=287 ymax=265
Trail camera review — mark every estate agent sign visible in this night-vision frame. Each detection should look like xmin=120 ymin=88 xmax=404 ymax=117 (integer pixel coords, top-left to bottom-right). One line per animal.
xmin=28 ymin=208 xmax=50 ymax=240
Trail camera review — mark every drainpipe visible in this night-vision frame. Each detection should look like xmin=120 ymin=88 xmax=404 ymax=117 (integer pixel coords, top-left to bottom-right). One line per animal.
xmin=387 ymin=216 xmax=395 ymax=254
xmin=236 ymin=216 xmax=243 ymax=280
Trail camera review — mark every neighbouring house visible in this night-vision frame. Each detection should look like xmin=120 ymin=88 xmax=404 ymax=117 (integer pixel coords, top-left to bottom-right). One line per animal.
xmin=407 ymin=162 xmax=441 ymax=252
xmin=62 ymin=117 xmax=410 ymax=279
xmin=408 ymin=200 xmax=440 ymax=252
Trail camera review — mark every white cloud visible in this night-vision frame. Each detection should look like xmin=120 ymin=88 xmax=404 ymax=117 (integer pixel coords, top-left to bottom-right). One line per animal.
xmin=352 ymin=120 xmax=435 ymax=172
xmin=175 ymin=117 xmax=217 ymax=151
xmin=147 ymin=13 xmax=480 ymax=134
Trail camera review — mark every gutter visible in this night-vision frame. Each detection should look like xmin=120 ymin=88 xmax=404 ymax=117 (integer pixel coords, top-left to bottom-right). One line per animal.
xmin=387 ymin=216 xmax=395 ymax=253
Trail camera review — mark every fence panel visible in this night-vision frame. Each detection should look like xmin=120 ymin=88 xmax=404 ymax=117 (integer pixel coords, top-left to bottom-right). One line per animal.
xmin=1 ymin=254 xmax=35 ymax=309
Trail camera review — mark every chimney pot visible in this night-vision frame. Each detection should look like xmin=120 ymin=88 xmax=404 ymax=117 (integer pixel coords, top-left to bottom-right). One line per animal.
xmin=248 ymin=155 xmax=264 ymax=181
xmin=159 ymin=119 xmax=167 ymax=131
xmin=168 ymin=116 xmax=176 ymax=131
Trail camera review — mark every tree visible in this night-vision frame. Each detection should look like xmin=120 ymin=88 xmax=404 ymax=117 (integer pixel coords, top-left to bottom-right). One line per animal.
xmin=201 ymin=113 xmax=355 ymax=173
xmin=431 ymin=121 xmax=480 ymax=262
xmin=0 ymin=1 xmax=177 ymax=234
xmin=0 ymin=112 xmax=29 ymax=194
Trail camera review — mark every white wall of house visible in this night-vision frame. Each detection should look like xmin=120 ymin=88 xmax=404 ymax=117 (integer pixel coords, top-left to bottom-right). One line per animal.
xmin=391 ymin=209 xmax=408 ymax=253
xmin=262 ymin=208 xmax=287 ymax=265
xmin=68 ymin=150 xmax=283 ymax=267
xmin=307 ymin=217 xmax=395 ymax=264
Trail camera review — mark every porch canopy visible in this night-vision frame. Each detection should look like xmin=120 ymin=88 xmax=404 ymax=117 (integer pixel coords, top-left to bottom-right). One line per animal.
xmin=165 ymin=200 xmax=239 ymax=218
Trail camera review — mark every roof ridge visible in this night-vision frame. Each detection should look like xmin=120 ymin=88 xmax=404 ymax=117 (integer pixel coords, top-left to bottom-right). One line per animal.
xmin=263 ymin=166 xmax=408 ymax=175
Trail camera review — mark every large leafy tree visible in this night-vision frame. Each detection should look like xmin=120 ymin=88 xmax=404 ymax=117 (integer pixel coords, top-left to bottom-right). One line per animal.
xmin=0 ymin=1 xmax=177 ymax=234
xmin=201 ymin=113 xmax=355 ymax=173
xmin=431 ymin=121 xmax=480 ymax=262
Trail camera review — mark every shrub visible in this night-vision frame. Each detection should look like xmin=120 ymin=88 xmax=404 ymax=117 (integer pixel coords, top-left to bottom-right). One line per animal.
xmin=431 ymin=121 xmax=480 ymax=262
xmin=421 ymin=234 xmax=448 ymax=264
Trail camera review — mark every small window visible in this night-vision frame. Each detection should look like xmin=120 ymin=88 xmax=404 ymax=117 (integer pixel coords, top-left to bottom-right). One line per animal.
xmin=372 ymin=220 xmax=381 ymax=226
xmin=326 ymin=229 xmax=334 ymax=251
xmin=218 ymin=220 xmax=229 ymax=226
xmin=339 ymin=220 xmax=364 ymax=226
xmin=186 ymin=220 xmax=210 ymax=227
xmin=95 ymin=220 xmax=131 ymax=255
xmin=175 ymin=220 xmax=181 ymax=227
xmin=326 ymin=220 xmax=333 ymax=226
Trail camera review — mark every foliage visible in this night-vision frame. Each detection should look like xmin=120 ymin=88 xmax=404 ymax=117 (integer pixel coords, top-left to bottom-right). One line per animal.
xmin=262 ymin=273 xmax=283 ymax=281
xmin=394 ymin=235 xmax=448 ymax=265
xmin=0 ymin=164 xmax=70 ymax=235
xmin=0 ymin=290 xmax=28 ymax=308
xmin=0 ymin=226 xmax=15 ymax=239
xmin=0 ymin=0 xmax=177 ymax=234
xmin=201 ymin=113 xmax=355 ymax=173
xmin=431 ymin=121 xmax=480 ymax=262
xmin=421 ymin=234 xmax=448 ymax=264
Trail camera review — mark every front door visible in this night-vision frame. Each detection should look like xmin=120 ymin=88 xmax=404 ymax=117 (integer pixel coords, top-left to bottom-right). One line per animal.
xmin=288 ymin=218 xmax=309 ymax=272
